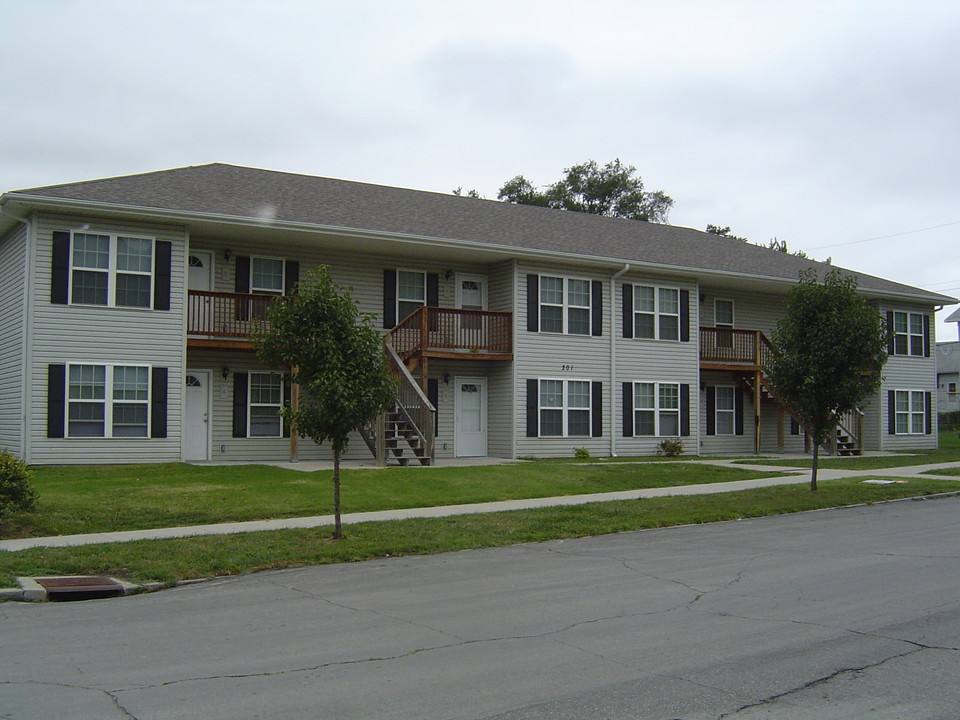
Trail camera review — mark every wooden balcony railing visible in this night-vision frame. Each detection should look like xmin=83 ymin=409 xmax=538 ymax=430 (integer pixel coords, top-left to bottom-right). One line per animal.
xmin=385 ymin=306 xmax=513 ymax=359
xmin=187 ymin=290 xmax=277 ymax=337
xmin=699 ymin=327 xmax=776 ymax=368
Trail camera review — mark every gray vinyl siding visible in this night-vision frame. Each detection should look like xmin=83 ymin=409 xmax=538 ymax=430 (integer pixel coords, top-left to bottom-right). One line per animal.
xmin=699 ymin=286 xmax=788 ymax=336
xmin=616 ymin=272 xmax=701 ymax=457
xmin=0 ymin=223 xmax=28 ymax=456
xmin=878 ymin=302 xmax=938 ymax=450
xmin=28 ymin=214 xmax=186 ymax=464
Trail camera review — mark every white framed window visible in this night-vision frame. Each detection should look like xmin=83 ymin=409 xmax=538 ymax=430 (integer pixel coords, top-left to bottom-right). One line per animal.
xmin=251 ymin=257 xmax=285 ymax=295
xmin=632 ymin=381 xmax=680 ymax=436
xmin=249 ymin=372 xmax=284 ymax=437
xmin=67 ymin=363 xmax=150 ymax=437
xmin=714 ymin=386 xmax=736 ymax=435
xmin=714 ymin=299 xmax=734 ymax=328
xmin=70 ymin=231 xmax=155 ymax=308
xmin=539 ymin=275 xmax=591 ymax=335
xmin=894 ymin=390 xmax=926 ymax=434
xmin=397 ymin=270 xmax=427 ymax=321
xmin=539 ymin=378 xmax=591 ymax=437
xmin=633 ymin=285 xmax=680 ymax=341
xmin=891 ymin=311 xmax=925 ymax=356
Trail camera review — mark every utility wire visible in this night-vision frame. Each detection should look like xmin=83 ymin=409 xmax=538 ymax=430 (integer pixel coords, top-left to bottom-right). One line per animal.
xmin=807 ymin=220 xmax=960 ymax=251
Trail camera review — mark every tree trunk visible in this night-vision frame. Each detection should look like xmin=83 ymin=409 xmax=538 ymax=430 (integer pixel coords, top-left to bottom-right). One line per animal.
xmin=333 ymin=448 xmax=343 ymax=539
xmin=810 ymin=441 xmax=819 ymax=492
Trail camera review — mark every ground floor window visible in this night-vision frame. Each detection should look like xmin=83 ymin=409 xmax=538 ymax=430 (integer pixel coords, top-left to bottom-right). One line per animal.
xmin=632 ymin=382 xmax=680 ymax=436
xmin=539 ymin=379 xmax=591 ymax=437
xmin=714 ymin=386 xmax=736 ymax=435
xmin=894 ymin=390 xmax=926 ymax=434
xmin=249 ymin=372 xmax=284 ymax=437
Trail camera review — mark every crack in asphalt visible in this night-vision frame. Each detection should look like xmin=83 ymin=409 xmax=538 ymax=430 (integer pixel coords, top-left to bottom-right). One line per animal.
xmin=0 ymin=680 xmax=138 ymax=719
xmin=715 ymin=645 xmax=927 ymax=719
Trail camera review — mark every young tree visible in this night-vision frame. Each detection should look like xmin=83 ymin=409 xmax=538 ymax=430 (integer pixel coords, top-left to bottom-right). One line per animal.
xmin=765 ymin=268 xmax=888 ymax=490
xmin=253 ymin=266 xmax=396 ymax=538
xmin=497 ymin=159 xmax=674 ymax=222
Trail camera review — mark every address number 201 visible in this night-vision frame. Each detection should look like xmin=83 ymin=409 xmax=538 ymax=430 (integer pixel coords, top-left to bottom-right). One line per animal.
xmin=561 ymin=364 xmax=574 ymax=371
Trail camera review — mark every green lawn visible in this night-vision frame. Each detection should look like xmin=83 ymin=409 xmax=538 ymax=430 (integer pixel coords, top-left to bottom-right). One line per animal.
xmin=1 ymin=476 xmax=956 ymax=589
xmin=2 ymin=461 xmax=773 ymax=539
xmin=738 ymin=431 xmax=960 ymax=470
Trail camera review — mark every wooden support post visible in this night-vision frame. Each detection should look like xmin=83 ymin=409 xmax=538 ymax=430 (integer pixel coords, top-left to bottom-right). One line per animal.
xmin=777 ymin=406 xmax=784 ymax=451
xmin=289 ymin=368 xmax=299 ymax=463
xmin=754 ymin=370 xmax=762 ymax=454
xmin=375 ymin=412 xmax=386 ymax=467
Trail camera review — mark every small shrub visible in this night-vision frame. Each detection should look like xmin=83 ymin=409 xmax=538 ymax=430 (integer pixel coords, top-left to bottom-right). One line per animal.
xmin=657 ymin=438 xmax=684 ymax=457
xmin=573 ymin=447 xmax=591 ymax=460
xmin=0 ymin=450 xmax=37 ymax=521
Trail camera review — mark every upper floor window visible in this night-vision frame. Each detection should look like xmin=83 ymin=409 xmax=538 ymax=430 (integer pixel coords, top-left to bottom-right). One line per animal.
xmin=527 ymin=274 xmax=602 ymax=336
xmin=891 ymin=311 xmax=926 ymax=356
xmin=714 ymin=299 xmax=734 ymax=328
xmin=251 ymin=257 xmax=284 ymax=295
xmin=70 ymin=232 xmax=155 ymax=308
xmin=397 ymin=270 xmax=426 ymax=321
xmin=633 ymin=285 xmax=679 ymax=341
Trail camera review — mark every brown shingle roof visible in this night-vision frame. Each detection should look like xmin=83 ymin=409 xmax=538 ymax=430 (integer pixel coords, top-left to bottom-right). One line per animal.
xmin=7 ymin=163 xmax=954 ymax=303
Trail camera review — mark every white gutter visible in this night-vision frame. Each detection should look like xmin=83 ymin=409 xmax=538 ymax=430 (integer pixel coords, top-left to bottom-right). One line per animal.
xmin=3 ymin=193 xmax=954 ymax=305
xmin=609 ymin=263 xmax=631 ymax=457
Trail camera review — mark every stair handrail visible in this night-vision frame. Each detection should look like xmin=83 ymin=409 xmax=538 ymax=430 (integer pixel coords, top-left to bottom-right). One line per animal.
xmin=836 ymin=407 xmax=865 ymax=449
xmin=384 ymin=341 xmax=436 ymax=461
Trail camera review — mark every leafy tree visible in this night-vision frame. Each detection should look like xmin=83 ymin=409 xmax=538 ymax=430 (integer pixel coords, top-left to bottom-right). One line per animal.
xmin=253 ymin=266 xmax=396 ymax=538
xmin=706 ymin=224 xmax=748 ymax=242
xmin=764 ymin=268 xmax=887 ymax=490
xmin=452 ymin=187 xmax=482 ymax=198
xmin=497 ymin=159 xmax=673 ymax=222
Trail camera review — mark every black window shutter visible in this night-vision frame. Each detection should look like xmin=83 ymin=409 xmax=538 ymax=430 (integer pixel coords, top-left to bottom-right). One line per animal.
xmin=706 ymin=386 xmax=716 ymax=436
xmin=888 ymin=390 xmax=896 ymax=434
xmin=526 ymin=379 xmax=538 ymax=437
xmin=680 ymin=290 xmax=690 ymax=342
xmin=925 ymin=391 xmax=932 ymax=434
xmin=735 ymin=388 xmax=744 ymax=436
xmin=285 ymin=260 xmax=300 ymax=296
xmin=383 ymin=269 xmax=397 ymax=328
xmin=235 ymin=256 xmax=250 ymax=293
xmin=150 ymin=367 xmax=168 ymax=438
xmin=886 ymin=311 xmax=895 ymax=355
xmin=152 ymin=241 xmax=172 ymax=311
xmin=923 ymin=315 xmax=931 ymax=357
xmin=427 ymin=273 xmax=439 ymax=307
xmin=591 ymin=381 xmax=602 ymax=437
xmin=591 ymin=280 xmax=603 ymax=337
xmin=233 ymin=372 xmax=249 ymax=438
xmin=51 ymin=231 xmax=70 ymax=304
xmin=428 ymin=378 xmax=439 ymax=435
xmin=282 ymin=380 xmax=292 ymax=438
xmin=680 ymin=384 xmax=690 ymax=437
xmin=621 ymin=284 xmax=633 ymax=338
xmin=622 ymin=382 xmax=633 ymax=437
xmin=47 ymin=364 xmax=66 ymax=438
xmin=526 ymin=275 xmax=539 ymax=332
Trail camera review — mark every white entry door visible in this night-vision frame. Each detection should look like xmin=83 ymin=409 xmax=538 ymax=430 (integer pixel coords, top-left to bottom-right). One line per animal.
xmin=455 ymin=377 xmax=487 ymax=457
xmin=183 ymin=370 xmax=211 ymax=461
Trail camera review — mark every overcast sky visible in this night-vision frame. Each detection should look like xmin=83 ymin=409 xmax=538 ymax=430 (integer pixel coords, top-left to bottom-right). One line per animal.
xmin=3 ymin=0 xmax=958 ymax=338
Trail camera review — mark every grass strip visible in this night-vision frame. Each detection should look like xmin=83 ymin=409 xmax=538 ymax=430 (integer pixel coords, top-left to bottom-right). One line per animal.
xmin=3 ymin=462 xmax=772 ymax=538
xmin=2 ymin=477 xmax=955 ymax=589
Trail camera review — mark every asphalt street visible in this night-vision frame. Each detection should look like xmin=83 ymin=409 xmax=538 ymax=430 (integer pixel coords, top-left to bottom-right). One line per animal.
xmin=2 ymin=495 xmax=959 ymax=719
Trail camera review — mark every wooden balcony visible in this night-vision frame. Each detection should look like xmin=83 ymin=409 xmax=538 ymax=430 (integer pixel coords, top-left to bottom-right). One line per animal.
xmin=385 ymin=306 xmax=513 ymax=362
xmin=186 ymin=290 xmax=276 ymax=349
xmin=699 ymin=327 xmax=775 ymax=371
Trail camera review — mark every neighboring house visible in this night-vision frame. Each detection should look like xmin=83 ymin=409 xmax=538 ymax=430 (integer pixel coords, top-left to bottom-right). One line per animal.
xmin=0 ymin=164 xmax=955 ymax=465
xmin=936 ymin=341 xmax=960 ymax=415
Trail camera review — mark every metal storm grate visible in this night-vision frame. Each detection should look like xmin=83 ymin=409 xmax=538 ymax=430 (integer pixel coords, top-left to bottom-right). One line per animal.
xmin=35 ymin=576 xmax=125 ymax=601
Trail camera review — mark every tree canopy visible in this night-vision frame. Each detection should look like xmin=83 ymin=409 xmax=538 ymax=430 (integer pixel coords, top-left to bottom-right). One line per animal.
xmin=764 ymin=268 xmax=887 ymax=490
xmin=497 ymin=159 xmax=673 ymax=223
xmin=253 ymin=266 xmax=396 ymax=537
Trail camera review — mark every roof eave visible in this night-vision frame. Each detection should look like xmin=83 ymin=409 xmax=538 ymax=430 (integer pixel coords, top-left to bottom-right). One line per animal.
xmin=3 ymin=192 xmax=955 ymax=306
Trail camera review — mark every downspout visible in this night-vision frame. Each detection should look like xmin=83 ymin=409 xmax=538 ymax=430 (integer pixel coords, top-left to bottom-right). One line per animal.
xmin=610 ymin=263 xmax=631 ymax=457
xmin=0 ymin=206 xmax=33 ymax=462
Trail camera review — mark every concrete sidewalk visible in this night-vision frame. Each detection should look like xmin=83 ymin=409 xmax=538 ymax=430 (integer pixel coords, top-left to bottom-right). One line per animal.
xmin=2 ymin=459 xmax=958 ymax=552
